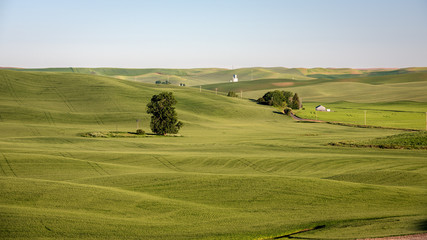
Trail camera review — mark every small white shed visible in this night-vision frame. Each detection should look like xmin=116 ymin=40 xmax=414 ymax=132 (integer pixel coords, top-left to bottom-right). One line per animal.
xmin=315 ymin=105 xmax=326 ymax=111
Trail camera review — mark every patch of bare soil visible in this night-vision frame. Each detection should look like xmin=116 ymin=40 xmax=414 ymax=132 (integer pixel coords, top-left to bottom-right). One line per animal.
xmin=272 ymin=82 xmax=295 ymax=87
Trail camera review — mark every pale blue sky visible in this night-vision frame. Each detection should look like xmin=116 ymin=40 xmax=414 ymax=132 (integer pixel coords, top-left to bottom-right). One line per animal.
xmin=1 ymin=0 xmax=426 ymax=68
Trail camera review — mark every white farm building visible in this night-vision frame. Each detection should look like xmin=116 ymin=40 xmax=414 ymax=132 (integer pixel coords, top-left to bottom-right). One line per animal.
xmin=315 ymin=105 xmax=331 ymax=112
xmin=315 ymin=105 xmax=326 ymax=111
xmin=230 ymin=74 xmax=238 ymax=83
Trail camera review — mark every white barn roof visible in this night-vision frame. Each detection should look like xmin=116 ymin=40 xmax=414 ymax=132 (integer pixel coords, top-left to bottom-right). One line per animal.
xmin=315 ymin=105 xmax=326 ymax=111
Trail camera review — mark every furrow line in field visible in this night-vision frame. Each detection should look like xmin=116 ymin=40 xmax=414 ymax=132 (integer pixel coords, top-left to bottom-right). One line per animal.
xmin=94 ymin=114 xmax=105 ymax=125
xmin=52 ymin=87 xmax=76 ymax=112
xmin=59 ymin=152 xmax=75 ymax=159
xmin=238 ymin=158 xmax=270 ymax=174
xmin=67 ymin=152 xmax=75 ymax=158
xmin=5 ymin=177 xmax=228 ymax=210
xmin=49 ymin=152 xmax=139 ymax=173
xmin=3 ymin=73 xmax=23 ymax=105
xmin=161 ymin=156 xmax=184 ymax=171
xmin=47 ymin=112 xmax=55 ymax=125
xmin=2 ymin=153 xmax=17 ymax=177
xmin=109 ymin=96 xmax=122 ymax=112
xmin=60 ymin=152 xmax=75 ymax=159
xmin=26 ymin=125 xmax=41 ymax=136
xmin=87 ymin=161 xmax=104 ymax=176
xmin=94 ymin=162 xmax=110 ymax=175
xmin=152 ymin=155 xmax=183 ymax=172
xmin=44 ymin=112 xmax=53 ymax=125
xmin=40 ymin=220 xmax=53 ymax=232
xmin=0 ymin=158 xmax=7 ymax=176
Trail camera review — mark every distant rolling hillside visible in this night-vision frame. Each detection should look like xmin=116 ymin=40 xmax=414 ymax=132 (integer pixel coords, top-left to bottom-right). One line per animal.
xmin=0 ymin=67 xmax=316 ymax=86
xmin=337 ymin=71 xmax=427 ymax=84
xmin=202 ymin=71 xmax=427 ymax=103
xmin=0 ymin=69 xmax=273 ymax=129
xmin=185 ymin=67 xmax=312 ymax=84
xmin=200 ymin=78 xmax=329 ymax=94
xmin=1 ymin=69 xmax=426 ymax=239
xmin=4 ymin=66 xmax=427 ymax=88
xmin=305 ymin=68 xmax=427 ymax=80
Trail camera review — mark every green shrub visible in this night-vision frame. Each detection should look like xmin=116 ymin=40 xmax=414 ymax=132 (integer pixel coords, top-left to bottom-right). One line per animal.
xmin=257 ymin=97 xmax=266 ymax=104
xmin=227 ymin=91 xmax=238 ymax=97
xmin=136 ymin=129 xmax=145 ymax=135
xmin=283 ymin=107 xmax=293 ymax=116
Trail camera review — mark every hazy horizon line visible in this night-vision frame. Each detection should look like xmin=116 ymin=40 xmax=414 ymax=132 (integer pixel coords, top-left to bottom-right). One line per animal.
xmin=2 ymin=66 xmax=425 ymax=70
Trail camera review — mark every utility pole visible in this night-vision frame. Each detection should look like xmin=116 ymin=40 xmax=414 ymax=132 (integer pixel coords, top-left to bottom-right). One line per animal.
xmin=251 ymin=69 xmax=253 ymax=80
xmin=240 ymin=90 xmax=243 ymax=99
xmin=215 ymin=88 xmax=218 ymax=95
xmin=200 ymin=86 xmax=201 ymax=93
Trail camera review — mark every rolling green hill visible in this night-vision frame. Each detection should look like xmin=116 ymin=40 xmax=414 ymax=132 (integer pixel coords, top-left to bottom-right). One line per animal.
xmin=4 ymin=67 xmax=308 ymax=86
xmin=200 ymin=71 xmax=427 ymax=105
xmin=0 ymin=69 xmax=426 ymax=239
xmin=5 ymin=66 xmax=427 ymax=88
xmin=242 ymin=72 xmax=427 ymax=103
xmin=200 ymin=78 xmax=330 ymax=94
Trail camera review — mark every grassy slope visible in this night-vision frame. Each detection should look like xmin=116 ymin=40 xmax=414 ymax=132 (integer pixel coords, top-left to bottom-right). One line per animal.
xmin=4 ymin=67 xmax=313 ymax=86
xmin=329 ymin=131 xmax=427 ymax=150
xmin=0 ymin=69 xmax=426 ymax=239
xmin=283 ymin=72 xmax=427 ymax=129
xmin=200 ymin=70 xmax=427 ymax=101
xmin=7 ymin=67 xmax=426 ymax=87
xmin=294 ymin=101 xmax=427 ymax=130
xmin=118 ymin=67 xmax=312 ymax=86
xmin=201 ymin=78 xmax=330 ymax=94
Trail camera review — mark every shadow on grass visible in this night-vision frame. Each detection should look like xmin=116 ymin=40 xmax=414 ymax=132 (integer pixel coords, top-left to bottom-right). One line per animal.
xmin=128 ymin=132 xmax=183 ymax=137
xmin=271 ymin=225 xmax=326 ymax=239
xmin=295 ymin=121 xmax=320 ymax=124
xmin=81 ymin=131 xmax=183 ymax=138
xmin=127 ymin=132 xmax=154 ymax=136
xmin=417 ymin=219 xmax=427 ymax=231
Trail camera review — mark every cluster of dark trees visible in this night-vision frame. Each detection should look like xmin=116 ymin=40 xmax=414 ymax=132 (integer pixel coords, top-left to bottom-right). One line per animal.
xmin=155 ymin=80 xmax=171 ymax=85
xmin=146 ymin=92 xmax=183 ymax=135
xmin=257 ymin=90 xmax=302 ymax=109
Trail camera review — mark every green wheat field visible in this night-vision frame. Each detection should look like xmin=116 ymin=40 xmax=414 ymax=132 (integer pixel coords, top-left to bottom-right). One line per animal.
xmin=0 ymin=67 xmax=426 ymax=239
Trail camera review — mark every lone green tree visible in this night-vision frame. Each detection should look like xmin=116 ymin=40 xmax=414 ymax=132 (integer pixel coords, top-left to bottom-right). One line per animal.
xmin=146 ymin=92 xmax=183 ymax=135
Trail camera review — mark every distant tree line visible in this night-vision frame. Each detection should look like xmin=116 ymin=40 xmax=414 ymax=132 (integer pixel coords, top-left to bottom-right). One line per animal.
xmin=257 ymin=90 xmax=302 ymax=110
xmin=155 ymin=80 xmax=171 ymax=85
